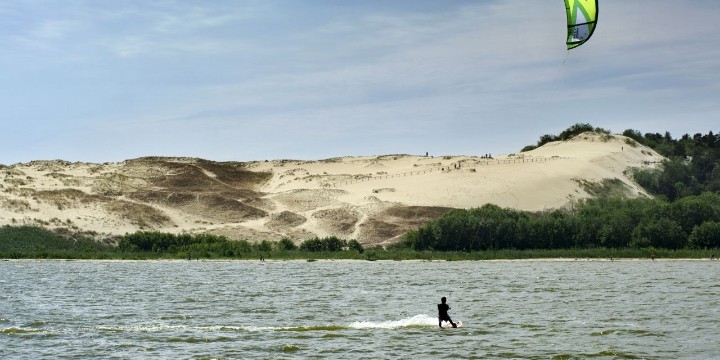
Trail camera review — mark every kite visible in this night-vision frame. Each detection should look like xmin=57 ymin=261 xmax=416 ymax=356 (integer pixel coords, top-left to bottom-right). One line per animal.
xmin=565 ymin=0 xmax=598 ymax=49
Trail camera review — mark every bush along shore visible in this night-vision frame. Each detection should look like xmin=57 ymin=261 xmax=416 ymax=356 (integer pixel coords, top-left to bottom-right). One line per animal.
xmin=1 ymin=224 xmax=717 ymax=261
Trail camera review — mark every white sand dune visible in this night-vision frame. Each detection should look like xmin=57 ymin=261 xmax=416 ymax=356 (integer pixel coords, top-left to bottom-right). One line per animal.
xmin=0 ymin=132 xmax=663 ymax=245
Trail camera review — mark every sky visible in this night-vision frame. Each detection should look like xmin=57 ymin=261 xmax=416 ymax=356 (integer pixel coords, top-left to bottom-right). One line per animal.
xmin=1 ymin=0 xmax=719 ymax=165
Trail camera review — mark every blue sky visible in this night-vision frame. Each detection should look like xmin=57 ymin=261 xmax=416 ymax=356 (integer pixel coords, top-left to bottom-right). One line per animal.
xmin=1 ymin=0 xmax=719 ymax=164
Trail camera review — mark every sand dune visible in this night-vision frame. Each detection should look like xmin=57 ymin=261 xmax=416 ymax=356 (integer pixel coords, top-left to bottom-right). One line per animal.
xmin=0 ymin=132 xmax=663 ymax=245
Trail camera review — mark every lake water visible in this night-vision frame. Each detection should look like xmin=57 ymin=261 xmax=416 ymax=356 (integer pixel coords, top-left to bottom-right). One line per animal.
xmin=1 ymin=259 xmax=718 ymax=359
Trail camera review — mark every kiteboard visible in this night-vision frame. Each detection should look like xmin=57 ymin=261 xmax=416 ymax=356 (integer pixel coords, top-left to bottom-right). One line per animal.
xmin=440 ymin=320 xmax=463 ymax=328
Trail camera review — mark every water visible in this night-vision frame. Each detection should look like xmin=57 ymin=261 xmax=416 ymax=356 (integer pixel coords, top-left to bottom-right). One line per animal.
xmin=1 ymin=259 xmax=718 ymax=359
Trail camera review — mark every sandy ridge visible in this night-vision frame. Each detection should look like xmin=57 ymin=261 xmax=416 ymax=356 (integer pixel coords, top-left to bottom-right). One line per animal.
xmin=0 ymin=133 xmax=663 ymax=245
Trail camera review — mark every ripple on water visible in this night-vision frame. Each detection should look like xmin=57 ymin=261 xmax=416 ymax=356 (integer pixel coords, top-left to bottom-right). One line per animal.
xmin=1 ymin=326 xmax=57 ymax=340
xmin=2 ymin=327 xmax=47 ymax=334
xmin=159 ymin=315 xmax=193 ymax=320
xmin=590 ymin=328 xmax=663 ymax=337
xmin=282 ymin=344 xmax=301 ymax=352
xmin=578 ymin=349 xmax=648 ymax=359
xmin=166 ymin=335 xmax=234 ymax=343
xmin=520 ymin=323 xmax=546 ymax=330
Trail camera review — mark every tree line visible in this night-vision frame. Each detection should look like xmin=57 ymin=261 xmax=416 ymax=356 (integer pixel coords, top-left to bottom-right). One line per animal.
xmin=401 ymin=194 xmax=720 ymax=251
xmin=623 ymin=129 xmax=720 ymax=200
xmin=118 ymin=232 xmax=364 ymax=257
xmin=0 ymin=226 xmax=366 ymax=259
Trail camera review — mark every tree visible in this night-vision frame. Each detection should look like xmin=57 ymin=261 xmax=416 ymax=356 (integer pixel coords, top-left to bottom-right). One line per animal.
xmin=669 ymin=195 xmax=719 ymax=235
xmin=347 ymin=240 xmax=364 ymax=253
xmin=657 ymin=158 xmax=693 ymax=201
xmin=322 ymin=236 xmax=346 ymax=252
xmin=558 ymin=123 xmax=596 ymax=140
xmin=299 ymin=238 xmax=324 ymax=252
xmin=632 ymin=168 xmax=661 ymax=195
xmin=689 ymin=222 xmax=720 ymax=249
xmin=622 ymin=129 xmax=644 ymax=143
xmin=631 ymin=218 xmax=686 ymax=249
xmin=258 ymin=240 xmax=273 ymax=252
xmin=277 ymin=237 xmax=297 ymax=251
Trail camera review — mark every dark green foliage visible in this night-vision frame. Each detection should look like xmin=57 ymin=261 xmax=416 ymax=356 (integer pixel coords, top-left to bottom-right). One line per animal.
xmin=669 ymin=193 xmax=720 ymax=234
xmin=558 ymin=123 xmax=598 ymax=139
xmin=299 ymin=238 xmax=324 ymax=252
xmin=630 ymin=218 xmax=685 ymax=249
xmin=626 ymin=129 xmax=720 ymax=199
xmin=631 ymin=168 xmax=661 ymax=195
xmin=299 ymin=236 xmax=364 ymax=253
xmin=689 ymin=221 xmax=720 ymax=249
xmin=277 ymin=237 xmax=297 ymax=251
xmin=258 ymin=240 xmax=273 ymax=252
xmin=522 ymin=123 xmax=604 ymax=151
xmin=1 ymin=224 xmax=716 ymax=259
xmin=323 ymin=236 xmax=345 ymax=251
xmin=403 ymin=193 xmax=720 ymax=252
xmin=622 ymin=129 xmax=644 ymax=143
xmin=118 ymin=231 xmax=231 ymax=252
xmin=1 ymin=227 xmax=369 ymax=259
xmin=404 ymin=204 xmax=531 ymax=251
xmin=116 ymin=231 xmax=255 ymax=257
xmin=0 ymin=225 xmax=114 ymax=258
xmin=347 ymin=239 xmax=364 ymax=253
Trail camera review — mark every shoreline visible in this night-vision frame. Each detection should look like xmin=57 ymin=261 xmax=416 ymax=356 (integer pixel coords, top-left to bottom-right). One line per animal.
xmin=2 ymin=257 xmax=716 ymax=263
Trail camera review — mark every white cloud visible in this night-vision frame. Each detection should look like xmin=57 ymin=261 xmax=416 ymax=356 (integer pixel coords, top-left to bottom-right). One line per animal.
xmin=1 ymin=0 xmax=719 ymax=164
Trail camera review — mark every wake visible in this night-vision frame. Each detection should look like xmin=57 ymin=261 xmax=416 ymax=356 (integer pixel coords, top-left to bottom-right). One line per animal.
xmin=277 ymin=314 xmax=438 ymax=332
xmin=348 ymin=314 xmax=437 ymax=329
xmin=33 ymin=314 xmax=442 ymax=335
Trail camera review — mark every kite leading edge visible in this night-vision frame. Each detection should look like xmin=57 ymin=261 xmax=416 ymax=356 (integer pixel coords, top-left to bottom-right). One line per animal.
xmin=565 ymin=0 xmax=598 ymax=49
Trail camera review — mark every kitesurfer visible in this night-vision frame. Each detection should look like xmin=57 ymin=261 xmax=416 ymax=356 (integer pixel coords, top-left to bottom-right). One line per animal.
xmin=438 ymin=297 xmax=457 ymax=328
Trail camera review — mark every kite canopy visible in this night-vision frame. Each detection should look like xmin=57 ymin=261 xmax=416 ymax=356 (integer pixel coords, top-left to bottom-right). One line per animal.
xmin=565 ymin=0 xmax=598 ymax=49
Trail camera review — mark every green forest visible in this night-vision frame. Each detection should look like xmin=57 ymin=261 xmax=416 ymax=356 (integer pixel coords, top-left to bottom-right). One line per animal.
xmin=1 ymin=124 xmax=719 ymax=259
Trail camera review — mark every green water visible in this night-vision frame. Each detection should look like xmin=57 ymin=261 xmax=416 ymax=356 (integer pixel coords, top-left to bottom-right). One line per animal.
xmin=1 ymin=260 xmax=718 ymax=359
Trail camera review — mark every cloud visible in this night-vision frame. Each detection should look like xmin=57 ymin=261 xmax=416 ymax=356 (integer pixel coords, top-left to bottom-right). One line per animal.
xmin=93 ymin=2 xmax=276 ymax=58
xmin=94 ymin=1 xmax=720 ymax=144
xmin=1 ymin=0 xmax=719 ymax=164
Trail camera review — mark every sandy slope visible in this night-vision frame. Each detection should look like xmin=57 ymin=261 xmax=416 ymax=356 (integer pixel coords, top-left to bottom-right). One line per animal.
xmin=0 ymin=133 xmax=663 ymax=245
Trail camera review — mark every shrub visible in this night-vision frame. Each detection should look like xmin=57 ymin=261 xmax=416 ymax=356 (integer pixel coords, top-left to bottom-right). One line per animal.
xmin=347 ymin=239 xmax=364 ymax=253
xmin=299 ymin=238 xmax=324 ymax=252
xmin=689 ymin=221 xmax=720 ymax=249
xmin=258 ymin=240 xmax=273 ymax=252
xmin=631 ymin=218 xmax=686 ymax=249
xmin=277 ymin=237 xmax=297 ymax=251
xmin=322 ymin=236 xmax=345 ymax=251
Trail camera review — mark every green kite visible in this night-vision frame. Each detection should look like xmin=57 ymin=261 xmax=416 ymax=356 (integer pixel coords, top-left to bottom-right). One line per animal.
xmin=565 ymin=0 xmax=598 ymax=49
